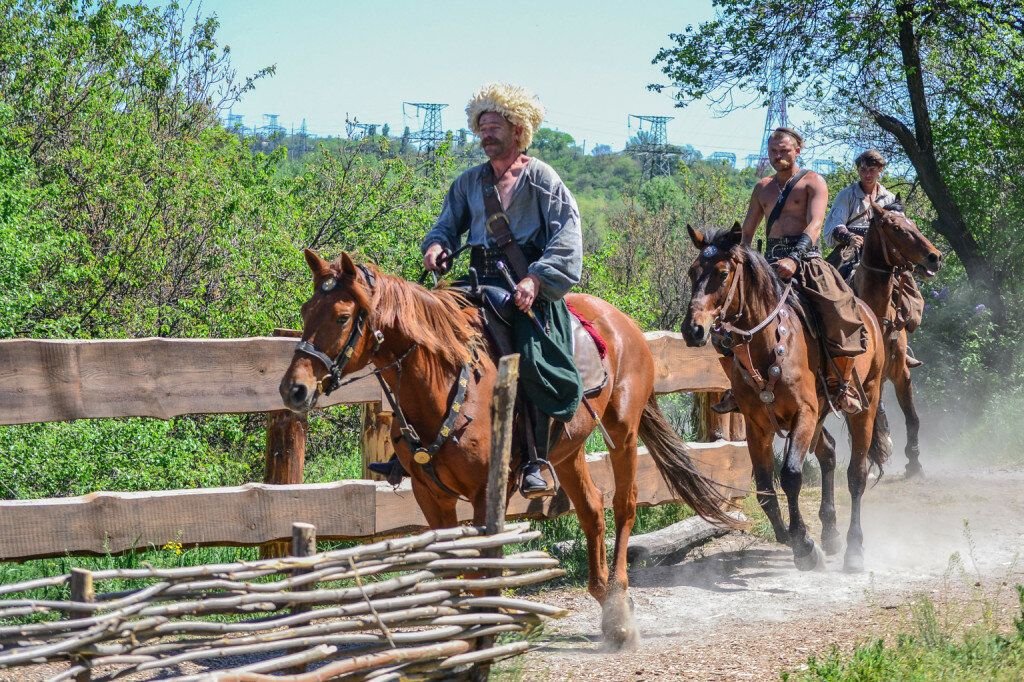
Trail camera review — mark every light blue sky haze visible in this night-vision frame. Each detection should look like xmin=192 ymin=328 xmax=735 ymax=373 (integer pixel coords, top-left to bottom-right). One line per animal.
xmin=191 ymin=0 xmax=821 ymax=161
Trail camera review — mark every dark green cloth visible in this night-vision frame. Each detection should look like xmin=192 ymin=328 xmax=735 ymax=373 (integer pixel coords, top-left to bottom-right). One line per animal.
xmin=513 ymin=297 xmax=582 ymax=423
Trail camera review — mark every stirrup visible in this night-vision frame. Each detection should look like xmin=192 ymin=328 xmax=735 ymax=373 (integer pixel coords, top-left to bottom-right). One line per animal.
xmin=520 ymin=459 xmax=559 ymax=499
xmin=710 ymin=390 xmax=739 ymax=414
xmin=836 ymin=383 xmax=864 ymax=415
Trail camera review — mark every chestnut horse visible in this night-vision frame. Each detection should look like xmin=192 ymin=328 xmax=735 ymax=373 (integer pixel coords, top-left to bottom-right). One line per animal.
xmin=683 ymin=224 xmax=888 ymax=572
xmin=847 ymin=201 xmax=941 ymax=477
xmin=280 ymin=249 xmax=736 ymax=650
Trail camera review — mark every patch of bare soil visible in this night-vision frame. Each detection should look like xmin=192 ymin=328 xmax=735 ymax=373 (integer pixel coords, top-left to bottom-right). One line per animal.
xmin=522 ymin=465 xmax=1024 ymax=681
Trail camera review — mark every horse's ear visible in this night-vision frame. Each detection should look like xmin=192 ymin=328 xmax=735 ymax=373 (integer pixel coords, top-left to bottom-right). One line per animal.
xmin=727 ymin=221 xmax=742 ymax=244
xmin=894 ymin=192 xmax=902 ymax=204
xmin=339 ymin=252 xmax=358 ymax=277
xmin=304 ymin=248 xmax=332 ymax=278
xmin=686 ymin=224 xmax=705 ymax=248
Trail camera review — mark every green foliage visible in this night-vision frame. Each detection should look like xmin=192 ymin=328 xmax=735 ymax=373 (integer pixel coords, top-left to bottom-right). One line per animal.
xmin=787 ymin=590 xmax=1024 ymax=681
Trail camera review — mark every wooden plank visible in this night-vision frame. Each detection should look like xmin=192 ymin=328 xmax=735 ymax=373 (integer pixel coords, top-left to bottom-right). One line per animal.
xmin=644 ymin=331 xmax=730 ymax=393
xmin=0 ymin=337 xmax=383 ymax=425
xmin=0 ymin=334 xmax=725 ymax=426
xmin=0 ymin=442 xmax=749 ymax=561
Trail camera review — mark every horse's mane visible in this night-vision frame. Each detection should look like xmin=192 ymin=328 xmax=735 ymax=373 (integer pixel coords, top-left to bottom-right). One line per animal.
xmin=702 ymin=228 xmax=802 ymax=315
xmin=349 ymin=262 xmax=481 ymax=370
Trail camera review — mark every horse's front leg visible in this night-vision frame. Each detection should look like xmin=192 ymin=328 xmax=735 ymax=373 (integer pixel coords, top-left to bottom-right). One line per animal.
xmin=843 ymin=402 xmax=879 ymax=573
xmin=891 ymin=353 xmax=923 ymax=478
xmin=812 ymin=426 xmax=842 ymax=555
xmin=781 ymin=409 xmax=825 ymax=571
xmin=747 ymin=422 xmax=789 ymax=545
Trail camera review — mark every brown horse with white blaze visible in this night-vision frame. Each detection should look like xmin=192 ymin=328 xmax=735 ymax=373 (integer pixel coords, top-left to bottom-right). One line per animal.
xmin=279 ymin=249 xmax=737 ymax=650
xmin=683 ymin=224 xmax=888 ymax=573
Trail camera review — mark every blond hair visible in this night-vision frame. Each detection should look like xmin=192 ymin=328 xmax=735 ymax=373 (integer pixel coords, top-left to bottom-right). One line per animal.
xmin=466 ymin=83 xmax=545 ymax=150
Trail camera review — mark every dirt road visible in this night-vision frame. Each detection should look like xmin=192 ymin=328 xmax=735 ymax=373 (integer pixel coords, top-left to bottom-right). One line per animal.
xmin=524 ymin=464 xmax=1024 ymax=681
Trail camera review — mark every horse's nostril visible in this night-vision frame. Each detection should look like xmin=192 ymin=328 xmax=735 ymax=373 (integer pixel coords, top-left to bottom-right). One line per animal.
xmin=691 ymin=324 xmax=706 ymax=340
xmin=289 ymin=383 xmax=308 ymax=405
xmin=927 ymin=252 xmax=940 ymax=264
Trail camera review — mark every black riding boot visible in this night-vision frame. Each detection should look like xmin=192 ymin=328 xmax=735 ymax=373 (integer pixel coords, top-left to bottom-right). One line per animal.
xmin=521 ymin=403 xmax=556 ymax=499
xmin=368 ymin=454 xmax=408 ymax=486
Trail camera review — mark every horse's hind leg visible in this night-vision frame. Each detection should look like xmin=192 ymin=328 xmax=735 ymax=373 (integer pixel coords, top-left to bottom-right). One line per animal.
xmin=780 ymin=411 xmax=825 ymax=571
xmin=812 ymin=425 xmax=842 ymax=555
xmin=748 ymin=427 xmax=789 ymax=545
xmin=891 ymin=360 xmax=923 ymax=478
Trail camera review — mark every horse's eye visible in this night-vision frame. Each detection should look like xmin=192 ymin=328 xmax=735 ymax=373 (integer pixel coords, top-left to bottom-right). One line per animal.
xmin=337 ymin=314 xmax=350 ymax=325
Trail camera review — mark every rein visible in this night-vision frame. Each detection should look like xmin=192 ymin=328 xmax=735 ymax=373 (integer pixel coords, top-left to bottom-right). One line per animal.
xmin=294 ymin=265 xmax=470 ymax=499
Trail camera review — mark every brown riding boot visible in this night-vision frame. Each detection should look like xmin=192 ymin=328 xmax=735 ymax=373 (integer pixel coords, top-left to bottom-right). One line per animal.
xmin=711 ymin=356 xmax=739 ymax=414
xmin=830 ymin=356 xmax=864 ymax=415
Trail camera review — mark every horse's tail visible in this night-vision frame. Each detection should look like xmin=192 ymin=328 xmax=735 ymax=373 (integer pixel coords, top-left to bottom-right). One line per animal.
xmin=868 ymin=400 xmax=892 ymax=473
xmin=638 ymin=394 xmax=741 ymax=528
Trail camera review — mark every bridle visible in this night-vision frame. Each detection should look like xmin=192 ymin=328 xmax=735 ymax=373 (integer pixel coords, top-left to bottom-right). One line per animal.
xmin=701 ymin=248 xmax=795 ymax=438
xmin=292 ymin=264 xmax=470 ymax=498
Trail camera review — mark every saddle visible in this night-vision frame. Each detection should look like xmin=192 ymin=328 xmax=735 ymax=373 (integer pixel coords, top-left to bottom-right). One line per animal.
xmin=457 ymin=284 xmax=608 ymax=396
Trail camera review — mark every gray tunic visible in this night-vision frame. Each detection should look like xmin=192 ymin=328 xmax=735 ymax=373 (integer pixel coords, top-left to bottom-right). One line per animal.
xmin=421 ymin=158 xmax=582 ymax=301
xmin=823 ymin=181 xmax=897 ymax=248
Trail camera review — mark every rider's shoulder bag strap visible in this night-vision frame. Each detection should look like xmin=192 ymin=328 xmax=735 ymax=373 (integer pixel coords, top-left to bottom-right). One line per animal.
xmin=765 ymin=169 xmax=810 ymax=238
xmin=481 ymin=164 xmax=530 ymax=281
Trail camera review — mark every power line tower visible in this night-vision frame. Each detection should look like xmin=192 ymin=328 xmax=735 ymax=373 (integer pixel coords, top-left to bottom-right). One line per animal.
xmin=345 ymin=114 xmax=379 ymax=140
xmin=260 ymin=114 xmax=286 ymax=149
xmin=755 ymin=51 xmax=790 ymax=176
xmin=627 ymin=114 xmax=674 ymax=178
xmin=226 ymin=112 xmax=244 ymax=137
xmin=403 ymin=102 xmax=448 ymax=153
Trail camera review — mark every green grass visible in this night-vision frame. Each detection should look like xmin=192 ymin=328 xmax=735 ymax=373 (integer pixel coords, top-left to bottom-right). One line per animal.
xmin=786 ymin=588 xmax=1024 ymax=681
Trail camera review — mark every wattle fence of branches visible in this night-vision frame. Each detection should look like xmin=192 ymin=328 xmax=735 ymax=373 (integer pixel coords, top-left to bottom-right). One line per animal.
xmin=0 ymin=356 xmax=564 ymax=681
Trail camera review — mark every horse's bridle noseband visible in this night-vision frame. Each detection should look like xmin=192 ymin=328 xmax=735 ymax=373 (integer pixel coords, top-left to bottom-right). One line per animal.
xmin=295 ymin=265 xmax=381 ymax=395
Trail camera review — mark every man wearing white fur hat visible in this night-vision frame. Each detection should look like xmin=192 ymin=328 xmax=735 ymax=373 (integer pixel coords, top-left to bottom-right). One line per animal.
xmin=421 ymin=83 xmax=583 ymax=498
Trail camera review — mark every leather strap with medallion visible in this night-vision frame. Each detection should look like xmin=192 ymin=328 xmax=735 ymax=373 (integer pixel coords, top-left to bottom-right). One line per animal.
xmin=481 ymin=163 xmax=530 ymax=281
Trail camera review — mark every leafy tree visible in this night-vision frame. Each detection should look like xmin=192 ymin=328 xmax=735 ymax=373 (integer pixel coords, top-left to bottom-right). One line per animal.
xmin=591 ymin=143 xmax=613 ymax=156
xmin=650 ymin=0 xmax=1024 ymax=323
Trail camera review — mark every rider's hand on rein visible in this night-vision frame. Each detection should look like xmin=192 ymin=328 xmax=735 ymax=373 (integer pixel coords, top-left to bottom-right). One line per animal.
xmin=773 ymin=257 xmax=798 ymax=280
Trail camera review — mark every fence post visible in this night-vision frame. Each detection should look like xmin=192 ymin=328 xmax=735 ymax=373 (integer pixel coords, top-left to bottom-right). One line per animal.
xmin=693 ymin=392 xmax=745 ymax=441
xmin=361 ymin=401 xmax=395 ymax=480
xmin=262 ymin=330 xmax=308 ymax=559
xmin=288 ymin=522 xmax=316 ymax=675
xmin=472 ymin=354 xmax=519 ymax=682
xmin=69 ymin=568 xmax=94 ymax=682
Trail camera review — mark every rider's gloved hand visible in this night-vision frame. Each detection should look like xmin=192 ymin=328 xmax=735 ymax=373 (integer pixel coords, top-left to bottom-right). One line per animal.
xmin=835 ymin=225 xmax=863 ymax=249
xmin=773 ymin=257 xmax=799 ymax=280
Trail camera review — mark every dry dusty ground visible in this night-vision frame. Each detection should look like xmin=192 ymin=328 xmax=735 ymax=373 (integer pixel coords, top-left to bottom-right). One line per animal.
xmin=520 ymin=463 xmax=1024 ymax=681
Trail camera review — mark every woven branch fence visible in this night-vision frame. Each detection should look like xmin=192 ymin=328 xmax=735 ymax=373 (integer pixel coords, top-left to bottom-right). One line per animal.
xmin=1 ymin=355 xmax=558 ymax=681
xmin=0 ymin=521 xmax=563 ymax=681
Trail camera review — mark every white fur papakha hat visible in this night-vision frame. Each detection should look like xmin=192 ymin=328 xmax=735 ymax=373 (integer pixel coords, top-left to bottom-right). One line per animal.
xmin=466 ymin=83 xmax=545 ymax=151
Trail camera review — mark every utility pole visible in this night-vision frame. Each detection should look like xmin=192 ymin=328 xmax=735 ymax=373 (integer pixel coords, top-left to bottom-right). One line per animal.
xmin=627 ymin=114 xmax=674 ymax=178
xmin=403 ymin=102 xmax=448 ymax=154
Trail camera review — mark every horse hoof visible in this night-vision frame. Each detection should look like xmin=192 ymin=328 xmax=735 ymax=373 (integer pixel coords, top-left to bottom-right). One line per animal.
xmin=794 ymin=543 xmax=825 ymax=572
xmin=844 ymin=551 xmax=865 ymax=573
xmin=905 ymin=463 xmax=925 ymax=480
xmin=601 ymin=592 xmax=639 ymax=652
xmin=822 ymin=533 xmax=843 ymax=556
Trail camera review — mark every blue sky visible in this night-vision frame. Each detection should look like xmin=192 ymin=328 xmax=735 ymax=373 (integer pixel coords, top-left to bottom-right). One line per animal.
xmin=193 ymin=0 xmax=816 ymax=160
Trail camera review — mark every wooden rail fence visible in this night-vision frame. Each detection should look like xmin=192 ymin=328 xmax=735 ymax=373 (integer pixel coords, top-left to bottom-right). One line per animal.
xmin=0 ymin=332 xmax=750 ymax=562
